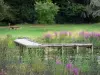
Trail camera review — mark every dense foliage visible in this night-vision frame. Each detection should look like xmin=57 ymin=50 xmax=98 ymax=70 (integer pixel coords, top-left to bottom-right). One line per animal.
xmin=35 ymin=1 xmax=59 ymax=24
xmin=85 ymin=0 xmax=100 ymax=22
xmin=0 ymin=0 xmax=12 ymax=22
xmin=0 ymin=36 xmax=100 ymax=75
xmin=42 ymin=31 xmax=100 ymax=47
xmin=0 ymin=0 xmax=100 ymax=24
xmin=5 ymin=0 xmax=35 ymax=23
xmin=55 ymin=2 xmax=85 ymax=23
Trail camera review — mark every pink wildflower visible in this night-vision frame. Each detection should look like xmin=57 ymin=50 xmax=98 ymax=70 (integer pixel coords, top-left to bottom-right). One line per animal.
xmin=73 ymin=68 xmax=79 ymax=75
xmin=44 ymin=34 xmax=52 ymax=39
xmin=56 ymin=59 xmax=62 ymax=64
xmin=66 ymin=63 xmax=73 ymax=69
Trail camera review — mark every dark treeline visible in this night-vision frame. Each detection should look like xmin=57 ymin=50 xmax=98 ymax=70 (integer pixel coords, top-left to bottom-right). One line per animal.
xmin=0 ymin=0 xmax=100 ymax=24
xmin=4 ymin=0 xmax=35 ymax=24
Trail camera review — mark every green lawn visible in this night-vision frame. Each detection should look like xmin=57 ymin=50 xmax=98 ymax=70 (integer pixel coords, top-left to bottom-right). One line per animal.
xmin=0 ymin=23 xmax=100 ymax=38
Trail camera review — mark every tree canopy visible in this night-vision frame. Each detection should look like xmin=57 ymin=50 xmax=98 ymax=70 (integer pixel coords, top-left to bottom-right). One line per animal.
xmin=0 ymin=0 xmax=11 ymax=21
xmin=0 ymin=0 xmax=100 ymax=24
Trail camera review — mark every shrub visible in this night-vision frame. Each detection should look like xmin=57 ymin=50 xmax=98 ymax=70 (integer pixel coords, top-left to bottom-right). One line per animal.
xmin=35 ymin=1 xmax=59 ymax=24
xmin=0 ymin=38 xmax=9 ymax=70
xmin=42 ymin=31 xmax=72 ymax=43
xmin=53 ymin=0 xmax=86 ymax=23
xmin=40 ymin=31 xmax=100 ymax=48
xmin=0 ymin=22 xmax=7 ymax=26
xmin=5 ymin=0 xmax=35 ymax=23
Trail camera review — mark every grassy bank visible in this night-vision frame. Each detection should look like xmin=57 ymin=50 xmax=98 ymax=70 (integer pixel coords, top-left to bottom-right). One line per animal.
xmin=0 ymin=23 xmax=100 ymax=38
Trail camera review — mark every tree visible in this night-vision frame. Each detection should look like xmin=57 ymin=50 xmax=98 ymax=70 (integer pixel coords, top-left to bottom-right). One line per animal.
xmin=53 ymin=0 xmax=85 ymax=23
xmin=3 ymin=0 xmax=100 ymax=24
xmin=35 ymin=1 xmax=59 ymax=24
xmin=81 ymin=0 xmax=100 ymax=23
xmin=0 ymin=0 xmax=10 ymax=21
xmin=88 ymin=0 xmax=100 ymax=18
xmin=73 ymin=0 xmax=90 ymax=5
xmin=5 ymin=0 xmax=35 ymax=23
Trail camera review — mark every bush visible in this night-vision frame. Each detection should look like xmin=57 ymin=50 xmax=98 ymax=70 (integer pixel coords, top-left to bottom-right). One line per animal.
xmin=53 ymin=1 xmax=86 ymax=23
xmin=5 ymin=0 xmax=35 ymax=23
xmin=39 ymin=31 xmax=100 ymax=48
xmin=0 ymin=22 xmax=8 ymax=26
xmin=35 ymin=1 xmax=59 ymax=24
xmin=0 ymin=38 xmax=8 ymax=70
xmin=0 ymin=0 xmax=12 ymax=22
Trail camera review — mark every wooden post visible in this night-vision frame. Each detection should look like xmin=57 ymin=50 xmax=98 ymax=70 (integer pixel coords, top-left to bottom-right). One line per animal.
xmin=47 ymin=47 xmax=49 ymax=67
xmin=92 ymin=45 xmax=93 ymax=55
xmin=62 ymin=45 xmax=65 ymax=75
xmin=62 ymin=45 xmax=64 ymax=58
xmin=8 ymin=23 xmax=11 ymax=29
xmin=91 ymin=45 xmax=94 ymax=60
xmin=62 ymin=44 xmax=64 ymax=63
xmin=76 ymin=46 xmax=79 ymax=53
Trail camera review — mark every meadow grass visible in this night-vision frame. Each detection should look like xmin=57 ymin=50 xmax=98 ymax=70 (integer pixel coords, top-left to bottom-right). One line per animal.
xmin=0 ymin=23 xmax=100 ymax=38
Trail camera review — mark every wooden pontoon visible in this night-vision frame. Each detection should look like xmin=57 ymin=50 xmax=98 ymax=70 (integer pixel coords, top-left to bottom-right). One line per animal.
xmin=14 ymin=38 xmax=93 ymax=54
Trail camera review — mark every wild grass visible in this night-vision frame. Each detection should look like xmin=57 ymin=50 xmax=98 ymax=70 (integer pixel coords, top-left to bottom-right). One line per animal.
xmin=0 ymin=23 xmax=100 ymax=38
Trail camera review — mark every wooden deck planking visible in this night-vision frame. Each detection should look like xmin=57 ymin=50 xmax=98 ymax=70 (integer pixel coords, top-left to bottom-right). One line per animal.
xmin=40 ymin=43 xmax=93 ymax=47
xmin=14 ymin=38 xmax=93 ymax=54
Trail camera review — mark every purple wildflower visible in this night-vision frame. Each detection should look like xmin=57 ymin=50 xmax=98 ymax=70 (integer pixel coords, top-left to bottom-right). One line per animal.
xmin=56 ymin=59 xmax=62 ymax=64
xmin=79 ymin=31 xmax=84 ymax=36
xmin=0 ymin=69 xmax=6 ymax=75
xmin=54 ymin=32 xmax=58 ymax=37
xmin=69 ymin=32 xmax=72 ymax=36
xmin=73 ymin=68 xmax=79 ymax=75
xmin=44 ymin=34 xmax=52 ymax=39
xmin=66 ymin=63 xmax=73 ymax=69
xmin=59 ymin=31 xmax=68 ymax=36
xmin=79 ymin=31 xmax=91 ymax=39
xmin=84 ymin=33 xmax=91 ymax=39
xmin=92 ymin=32 xmax=100 ymax=38
xmin=82 ymin=32 xmax=100 ymax=38
xmin=79 ymin=31 xmax=92 ymax=39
